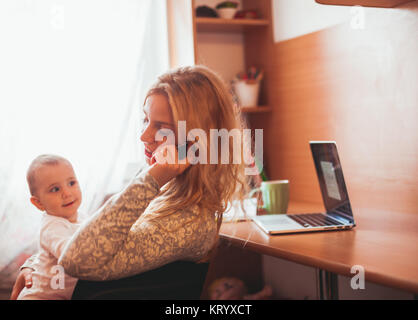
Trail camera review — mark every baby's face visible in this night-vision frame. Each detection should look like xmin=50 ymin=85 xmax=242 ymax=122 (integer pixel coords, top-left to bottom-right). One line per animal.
xmin=31 ymin=161 xmax=82 ymax=222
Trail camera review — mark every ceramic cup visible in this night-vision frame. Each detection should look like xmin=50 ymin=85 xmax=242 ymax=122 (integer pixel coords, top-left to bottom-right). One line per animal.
xmin=249 ymin=180 xmax=289 ymax=214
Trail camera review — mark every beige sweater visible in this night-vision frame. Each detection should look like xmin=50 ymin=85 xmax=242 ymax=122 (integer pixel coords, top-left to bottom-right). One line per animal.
xmin=24 ymin=171 xmax=217 ymax=282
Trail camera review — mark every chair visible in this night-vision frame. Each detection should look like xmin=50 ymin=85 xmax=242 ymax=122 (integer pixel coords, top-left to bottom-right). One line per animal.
xmin=71 ymin=261 xmax=209 ymax=300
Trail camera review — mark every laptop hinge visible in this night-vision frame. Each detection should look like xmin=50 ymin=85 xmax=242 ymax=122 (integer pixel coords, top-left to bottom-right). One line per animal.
xmin=328 ymin=213 xmax=353 ymax=225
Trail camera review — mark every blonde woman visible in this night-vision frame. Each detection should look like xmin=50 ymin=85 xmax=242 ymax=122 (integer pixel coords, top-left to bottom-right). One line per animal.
xmin=11 ymin=65 xmax=252 ymax=299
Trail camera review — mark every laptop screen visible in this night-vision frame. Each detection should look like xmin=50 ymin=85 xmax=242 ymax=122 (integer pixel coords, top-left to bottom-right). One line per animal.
xmin=310 ymin=142 xmax=354 ymax=222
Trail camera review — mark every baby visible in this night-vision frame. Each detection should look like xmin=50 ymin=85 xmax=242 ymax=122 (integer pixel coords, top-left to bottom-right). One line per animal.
xmin=17 ymin=154 xmax=82 ymax=300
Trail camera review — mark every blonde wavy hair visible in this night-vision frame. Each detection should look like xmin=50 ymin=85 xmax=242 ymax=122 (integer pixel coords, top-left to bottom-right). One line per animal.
xmin=144 ymin=65 xmax=252 ymax=232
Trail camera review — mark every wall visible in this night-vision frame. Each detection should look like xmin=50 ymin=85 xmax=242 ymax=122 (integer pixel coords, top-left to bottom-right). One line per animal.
xmin=261 ymin=0 xmax=417 ymax=300
xmin=265 ymin=0 xmax=418 ymax=213
xmin=272 ymin=0 xmax=383 ymax=42
xmin=196 ymin=32 xmax=245 ymax=83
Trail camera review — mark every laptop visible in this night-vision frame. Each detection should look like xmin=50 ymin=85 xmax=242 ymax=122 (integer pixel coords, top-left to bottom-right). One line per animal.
xmin=252 ymin=141 xmax=356 ymax=235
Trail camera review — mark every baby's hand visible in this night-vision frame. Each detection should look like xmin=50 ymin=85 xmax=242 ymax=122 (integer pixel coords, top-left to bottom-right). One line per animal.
xmin=10 ymin=268 xmax=33 ymax=300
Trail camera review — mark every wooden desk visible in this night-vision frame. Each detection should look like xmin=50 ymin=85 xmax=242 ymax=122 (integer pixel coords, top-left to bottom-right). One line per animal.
xmin=220 ymin=202 xmax=418 ymax=296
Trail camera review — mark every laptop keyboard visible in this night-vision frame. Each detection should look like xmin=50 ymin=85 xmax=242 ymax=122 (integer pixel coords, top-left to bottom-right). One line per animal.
xmin=288 ymin=213 xmax=343 ymax=228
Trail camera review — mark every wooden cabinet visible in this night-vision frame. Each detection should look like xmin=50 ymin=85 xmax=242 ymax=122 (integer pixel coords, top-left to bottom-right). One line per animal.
xmin=191 ymin=0 xmax=274 ymax=114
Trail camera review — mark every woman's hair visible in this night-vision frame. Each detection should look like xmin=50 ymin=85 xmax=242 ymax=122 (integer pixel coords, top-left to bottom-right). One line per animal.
xmin=144 ymin=65 xmax=252 ymax=232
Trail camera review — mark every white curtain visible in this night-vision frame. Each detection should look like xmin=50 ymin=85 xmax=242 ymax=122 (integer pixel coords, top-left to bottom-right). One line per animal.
xmin=0 ymin=0 xmax=169 ymax=270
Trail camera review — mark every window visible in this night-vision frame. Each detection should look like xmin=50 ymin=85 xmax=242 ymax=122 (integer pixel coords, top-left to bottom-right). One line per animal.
xmin=0 ymin=0 xmax=169 ymax=270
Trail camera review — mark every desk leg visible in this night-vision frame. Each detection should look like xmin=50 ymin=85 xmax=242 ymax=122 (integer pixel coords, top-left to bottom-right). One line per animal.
xmin=317 ymin=269 xmax=324 ymax=300
xmin=317 ymin=269 xmax=339 ymax=300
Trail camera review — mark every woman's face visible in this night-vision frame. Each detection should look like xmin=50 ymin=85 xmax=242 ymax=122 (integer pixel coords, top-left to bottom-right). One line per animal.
xmin=140 ymin=94 xmax=176 ymax=165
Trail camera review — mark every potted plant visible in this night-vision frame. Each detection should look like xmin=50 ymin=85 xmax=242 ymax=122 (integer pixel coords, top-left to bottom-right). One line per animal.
xmin=216 ymin=1 xmax=239 ymax=19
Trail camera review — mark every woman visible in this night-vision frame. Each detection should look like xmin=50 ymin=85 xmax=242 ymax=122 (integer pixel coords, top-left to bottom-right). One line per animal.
xmin=11 ymin=65 xmax=251 ymax=298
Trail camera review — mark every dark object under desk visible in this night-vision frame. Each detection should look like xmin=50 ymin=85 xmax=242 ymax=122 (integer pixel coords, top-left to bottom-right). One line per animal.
xmin=71 ymin=261 xmax=209 ymax=300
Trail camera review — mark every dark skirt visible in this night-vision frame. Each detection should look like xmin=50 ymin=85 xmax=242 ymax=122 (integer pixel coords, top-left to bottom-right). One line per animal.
xmin=71 ymin=261 xmax=209 ymax=300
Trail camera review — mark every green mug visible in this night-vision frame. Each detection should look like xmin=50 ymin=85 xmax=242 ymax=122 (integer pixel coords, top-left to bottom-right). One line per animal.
xmin=249 ymin=180 xmax=289 ymax=214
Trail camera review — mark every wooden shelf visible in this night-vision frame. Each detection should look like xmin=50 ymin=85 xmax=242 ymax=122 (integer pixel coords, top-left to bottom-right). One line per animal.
xmin=240 ymin=106 xmax=272 ymax=113
xmin=195 ymin=17 xmax=269 ymax=33
xmin=192 ymin=1 xmax=273 ymax=118
xmin=315 ymin=0 xmax=414 ymax=8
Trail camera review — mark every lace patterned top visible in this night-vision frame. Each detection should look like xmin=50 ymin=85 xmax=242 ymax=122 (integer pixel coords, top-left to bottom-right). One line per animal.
xmin=24 ymin=170 xmax=218 ymax=281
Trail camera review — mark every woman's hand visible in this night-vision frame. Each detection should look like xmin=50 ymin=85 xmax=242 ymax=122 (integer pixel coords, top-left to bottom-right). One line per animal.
xmin=10 ymin=268 xmax=33 ymax=300
xmin=148 ymin=143 xmax=191 ymax=188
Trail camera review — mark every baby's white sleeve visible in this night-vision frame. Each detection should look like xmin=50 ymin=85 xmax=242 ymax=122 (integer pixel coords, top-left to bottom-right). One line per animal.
xmin=20 ymin=253 xmax=40 ymax=271
xmin=58 ymin=171 xmax=160 ymax=279
xmin=40 ymin=218 xmax=77 ymax=260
